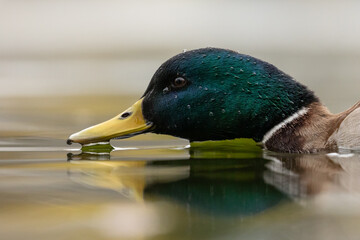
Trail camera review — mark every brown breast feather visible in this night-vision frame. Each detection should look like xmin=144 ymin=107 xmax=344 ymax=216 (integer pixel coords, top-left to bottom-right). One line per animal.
xmin=265 ymin=101 xmax=360 ymax=153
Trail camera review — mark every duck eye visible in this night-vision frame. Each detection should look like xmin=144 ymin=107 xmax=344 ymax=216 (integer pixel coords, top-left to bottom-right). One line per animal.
xmin=172 ymin=77 xmax=187 ymax=88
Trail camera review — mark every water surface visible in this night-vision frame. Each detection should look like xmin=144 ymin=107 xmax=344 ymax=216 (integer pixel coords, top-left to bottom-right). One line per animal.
xmin=1 ymin=96 xmax=360 ymax=240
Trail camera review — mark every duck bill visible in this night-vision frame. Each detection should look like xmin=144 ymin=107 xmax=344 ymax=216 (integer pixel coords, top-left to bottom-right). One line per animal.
xmin=67 ymin=98 xmax=152 ymax=145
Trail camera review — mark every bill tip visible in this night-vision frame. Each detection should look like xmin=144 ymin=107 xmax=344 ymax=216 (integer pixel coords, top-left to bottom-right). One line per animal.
xmin=66 ymin=139 xmax=73 ymax=145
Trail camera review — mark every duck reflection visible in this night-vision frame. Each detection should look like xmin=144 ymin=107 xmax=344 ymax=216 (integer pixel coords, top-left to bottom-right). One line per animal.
xmin=145 ymin=158 xmax=287 ymax=217
xmin=264 ymin=151 xmax=360 ymax=198
xmin=66 ymin=141 xmax=360 ymax=218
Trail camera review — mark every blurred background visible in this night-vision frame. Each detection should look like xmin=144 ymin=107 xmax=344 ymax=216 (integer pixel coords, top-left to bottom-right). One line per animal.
xmin=1 ymin=0 xmax=360 ymax=138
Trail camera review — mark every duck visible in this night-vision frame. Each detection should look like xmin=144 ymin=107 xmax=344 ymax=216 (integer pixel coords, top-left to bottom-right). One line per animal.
xmin=67 ymin=48 xmax=360 ymax=153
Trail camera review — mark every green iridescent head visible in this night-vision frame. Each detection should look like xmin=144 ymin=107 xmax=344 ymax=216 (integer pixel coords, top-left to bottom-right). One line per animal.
xmin=142 ymin=48 xmax=318 ymax=142
xmin=68 ymin=48 xmax=319 ymax=145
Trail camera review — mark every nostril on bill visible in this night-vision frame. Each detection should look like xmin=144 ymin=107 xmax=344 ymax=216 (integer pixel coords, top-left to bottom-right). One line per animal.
xmin=66 ymin=139 xmax=73 ymax=145
xmin=120 ymin=112 xmax=132 ymax=119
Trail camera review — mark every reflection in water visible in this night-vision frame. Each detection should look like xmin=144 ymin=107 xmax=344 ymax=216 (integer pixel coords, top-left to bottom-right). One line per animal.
xmin=68 ymin=141 xmax=289 ymax=217
xmin=67 ymin=140 xmax=355 ymax=218
xmin=145 ymin=158 xmax=287 ymax=217
xmin=68 ymin=154 xmax=288 ymax=217
xmin=69 ymin=143 xmax=360 ymax=206
xmin=64 ymin=140 xmax=360 ymax=239
xmin=264 ymin=151 xmax=360 ymax=200
xmin=1 ymin=137 xmax=360 ymax=239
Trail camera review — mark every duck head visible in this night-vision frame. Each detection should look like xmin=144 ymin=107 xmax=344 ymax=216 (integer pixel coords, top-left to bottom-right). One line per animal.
xmin=68 ymin=48 xmax=318 ymax=145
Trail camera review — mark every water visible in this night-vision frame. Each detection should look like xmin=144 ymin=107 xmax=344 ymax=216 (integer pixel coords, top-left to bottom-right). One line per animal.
xmin=1 ymin=96 xmax=360 ymax=240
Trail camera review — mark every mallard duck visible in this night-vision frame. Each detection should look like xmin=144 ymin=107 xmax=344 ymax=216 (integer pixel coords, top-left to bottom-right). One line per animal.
xmin=67 ymin=48 xmax=360 ymax=153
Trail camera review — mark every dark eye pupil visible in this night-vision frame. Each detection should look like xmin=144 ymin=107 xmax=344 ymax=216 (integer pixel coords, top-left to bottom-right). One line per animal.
xmin=173 ymin=77 xmax=186 ymax=87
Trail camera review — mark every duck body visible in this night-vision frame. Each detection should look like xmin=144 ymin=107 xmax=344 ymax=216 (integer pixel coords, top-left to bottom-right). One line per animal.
xmin=68 ymin=48 xmax=360 ymax=153
xmin=264 ymin=101 xmax=360 ymax=152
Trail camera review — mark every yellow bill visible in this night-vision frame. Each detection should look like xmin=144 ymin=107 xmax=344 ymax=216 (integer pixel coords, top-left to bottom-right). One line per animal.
xmin=67 ymin=98 xmax=152 ymax=145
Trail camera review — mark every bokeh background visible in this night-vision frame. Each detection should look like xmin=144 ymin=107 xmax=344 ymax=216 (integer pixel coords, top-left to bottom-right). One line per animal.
xmin=1 ymin=0 xmax=360 ymax=114
xmin=0 ymin=0 xmax=360 ymax=111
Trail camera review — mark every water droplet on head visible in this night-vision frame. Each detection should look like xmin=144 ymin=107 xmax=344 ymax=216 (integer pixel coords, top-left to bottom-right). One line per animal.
xmin=163 ymin=87 xmax=169 ymax=93
xmin=209 ymin=112 xmax=214 ymax=116
xmin=282 ymin=113 xmax=286 ymax=118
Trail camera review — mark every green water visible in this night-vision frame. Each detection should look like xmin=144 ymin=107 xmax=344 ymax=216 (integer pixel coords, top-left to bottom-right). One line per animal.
xmin=1 ymin=96 xmax=360 ymax=240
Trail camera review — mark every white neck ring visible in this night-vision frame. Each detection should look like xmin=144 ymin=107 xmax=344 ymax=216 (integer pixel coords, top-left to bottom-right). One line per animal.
xmin=261 ymin=107 xmax=309 ymax=145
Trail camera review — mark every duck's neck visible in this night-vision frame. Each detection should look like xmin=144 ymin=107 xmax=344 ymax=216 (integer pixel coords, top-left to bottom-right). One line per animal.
xmin=262 ymin=102 xmax=340 ymax=153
